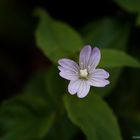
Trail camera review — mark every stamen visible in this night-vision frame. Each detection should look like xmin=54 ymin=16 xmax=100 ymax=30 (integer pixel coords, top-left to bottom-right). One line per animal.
xmin=80 ymin=69 xmax=88 ymax=78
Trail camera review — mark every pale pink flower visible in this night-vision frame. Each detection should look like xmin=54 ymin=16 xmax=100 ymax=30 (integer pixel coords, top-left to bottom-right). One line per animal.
xmin=58 ymin=45 xmax=110 ymax=98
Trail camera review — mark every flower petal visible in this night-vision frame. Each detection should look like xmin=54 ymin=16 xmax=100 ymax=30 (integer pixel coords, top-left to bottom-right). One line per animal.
xmin=58 ymin=58 xmax=79 ymax=73
xmin=68 ymin=80 xmax=82 ymax=95
xmin=58 ymin=66 xmax=78 ymax=80
xmin=79 ymin=45 xmax=92 ymax=69
xmin=90 ymin=68 xmax=109 ymax=78
xmin=88 ymin=77 xmax=110 ymax=87
xmin=88 ymin=47 xmax=101 ymax=71
xmin=68 ymin=80 xmax=90 ymax=98
xmin=77 ymin=80 xmax=90 ymax=98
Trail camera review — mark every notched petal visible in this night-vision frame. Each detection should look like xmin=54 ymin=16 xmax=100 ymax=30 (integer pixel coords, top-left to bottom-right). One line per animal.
xmin=88 ymin=78 xmax=110 ymax=87
xmin=79 ymin=45 xmax=92 ymax=69
xmin=59 ymin=71 xmax=78 ymax=81
xmin=91 ymin=68 xmax=110 ymax=79
xmin=58 ymin=58 xmax=79 ymax=72
xmin=88 ymin=47 xmax=101 ymax=70
xmin=68 ymin=80 xmax=81 ymax=95
xmin=77 ymin=81 xmax=90 ymax=98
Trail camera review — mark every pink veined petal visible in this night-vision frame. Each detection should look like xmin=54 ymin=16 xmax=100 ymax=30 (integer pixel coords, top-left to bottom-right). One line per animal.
xmin=58 ymin=58 xmax=79 ymax=73
xmin=88 ymin=77 xmax=110 ymax=87
xmin=89 ymin=68 xmax=109 ymax=78
xmin=59 ymin=69 xmax=78 ymax=81
xmin=79 ymin=45 xmax=92 ymax=69
xmin=77 ymin=80 xmax=90 ymax=98
xmin=88 ymin=47 xmax=101 ymax=71
xmin=58 ymin=66 xmax=79 ymax=75
xmin=68 ymin=80 xmax=82 ymax=95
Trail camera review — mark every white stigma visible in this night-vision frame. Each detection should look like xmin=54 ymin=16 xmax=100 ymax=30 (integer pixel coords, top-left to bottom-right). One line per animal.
xmin=80 ymin=69 xmax=88 ymax=78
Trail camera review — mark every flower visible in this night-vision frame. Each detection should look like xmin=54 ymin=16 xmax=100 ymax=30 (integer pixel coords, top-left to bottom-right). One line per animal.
xmin=58 ymin=45 xmax=110 ymax=98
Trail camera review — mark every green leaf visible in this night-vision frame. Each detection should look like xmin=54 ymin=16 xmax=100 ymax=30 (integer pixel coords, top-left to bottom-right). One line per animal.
xmin=64 ymin=94 xmax=122 ymax=140
xmin=99 ymin=49 xmax=140 ymax=68
xmin=0 ymin=70 xmax=56 ymax=140
xmin=81 ymin=18 xmax=130 ymax=50
xmin=38 ymin=113 xmax=55 ymax=138
xmin=114 ymin=0 xmax=140 ymax=13
xmin=0 ymin=94 xmax=55 ymax=140
xmin=45 ymin=66 xmax=67 ymax=106
xmin=35 ymin=9 xmax=83 ymax=63
xmin=45 ymin=113 xmax=79 ymax=140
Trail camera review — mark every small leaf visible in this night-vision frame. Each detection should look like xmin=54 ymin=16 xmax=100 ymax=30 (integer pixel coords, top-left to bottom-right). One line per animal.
xmin=64 ymin=94 xmax=122 ymax=140
xmin=99 ymin=49 xmax=140 ymax=68
xmin=35 ymin=9 xmax=83 ymax=63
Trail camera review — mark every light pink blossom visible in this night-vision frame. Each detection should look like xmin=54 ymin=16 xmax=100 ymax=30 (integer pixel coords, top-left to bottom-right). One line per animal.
xmin=58 ymin=45 xmax=110 ymax=98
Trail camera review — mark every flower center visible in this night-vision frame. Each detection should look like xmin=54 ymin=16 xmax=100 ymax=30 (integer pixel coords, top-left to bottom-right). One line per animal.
xmin=80 ymin=69 xmax=88 ymax=78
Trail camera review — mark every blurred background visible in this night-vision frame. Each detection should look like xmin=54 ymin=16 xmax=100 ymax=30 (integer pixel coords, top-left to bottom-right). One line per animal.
xmin=0 ymin=0 xmax=140 ymax=140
